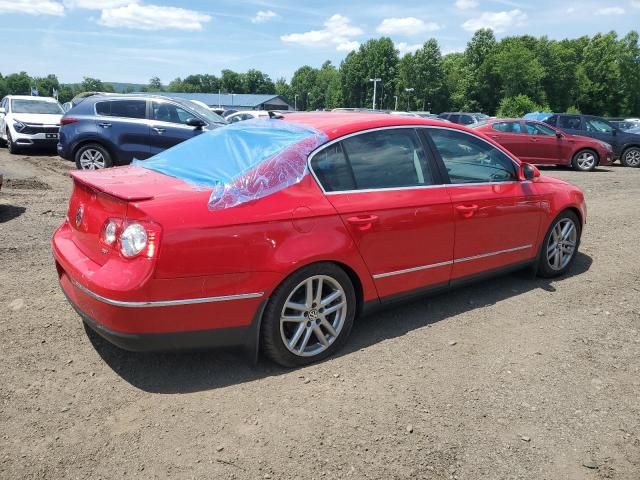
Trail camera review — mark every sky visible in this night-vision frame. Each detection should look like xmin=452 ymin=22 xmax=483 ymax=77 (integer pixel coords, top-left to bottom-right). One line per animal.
xmin=1 ymin=0 xmax=639 ymax=85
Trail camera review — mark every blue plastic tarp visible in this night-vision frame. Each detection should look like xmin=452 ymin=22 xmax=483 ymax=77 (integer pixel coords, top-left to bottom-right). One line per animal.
xmin=134 ymin=119 xmax=328 ymax=210
xmin=523 ymin=112 xmax=552 ymax=121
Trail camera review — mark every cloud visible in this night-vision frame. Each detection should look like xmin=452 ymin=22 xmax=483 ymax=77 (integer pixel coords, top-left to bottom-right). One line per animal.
xmin=376 ymin=17 xmax=440 ymax=35
xmin=99 ymin=3 xmax=211 ymax=30
xmin=632 ymin=0 xmax=640 ymax=8
xmin=0 ymin=0 xmax=64 ymax=16
xmin=251 ymin=10 xmax=277 ymax=23
xmin=595 ymin=6 xmax=625 ymax=15
xmin=455 ymin=0 xmax=478 ymax=10
xmin=397 ymin=42 xmax=422 ymax=55
xmin=566 ymin=7 xmax=576 ymax=13
xmin=64 ymin=0 xmax=132 ymax=8
xmin=281 ymin=14 xmax=363 ymax=51
xmin=462 ymin=9 xmax=527 ymax=32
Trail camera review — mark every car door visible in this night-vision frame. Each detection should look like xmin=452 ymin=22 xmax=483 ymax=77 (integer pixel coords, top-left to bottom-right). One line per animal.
xmin=426 ymin=127 xmax=541 ymax=281
xmin=149 ymin=100 xmax=205 ymax=154
xmin=524 ymin=121 xmax=564 ymax=164
xmin=486 ymin=121 xmax=531 ymax=161
xmin=583 ymin=117 xmax=618 ymax=151
xmin=94 ymin=99 xmax=151 ymax=163
xmin=310 ymin=127 xmax=455 ymax=300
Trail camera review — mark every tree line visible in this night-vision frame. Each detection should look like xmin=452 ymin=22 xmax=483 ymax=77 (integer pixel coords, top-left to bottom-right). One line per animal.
xmin=1 ymin=29 xmax=638 ymax=117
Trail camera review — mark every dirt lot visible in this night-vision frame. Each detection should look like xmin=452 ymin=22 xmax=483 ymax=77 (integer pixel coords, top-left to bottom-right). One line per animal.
xmin=1 ymin=148 xmax=639 ymax=480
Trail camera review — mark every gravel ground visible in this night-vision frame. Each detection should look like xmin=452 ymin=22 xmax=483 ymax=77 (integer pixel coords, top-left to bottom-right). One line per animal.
xmin=1 ymin=149 xmax=639 ymax=480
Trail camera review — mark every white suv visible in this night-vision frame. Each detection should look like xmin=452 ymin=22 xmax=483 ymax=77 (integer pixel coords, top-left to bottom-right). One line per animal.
xmin=0 ymin=95 xmax=64 ymax=154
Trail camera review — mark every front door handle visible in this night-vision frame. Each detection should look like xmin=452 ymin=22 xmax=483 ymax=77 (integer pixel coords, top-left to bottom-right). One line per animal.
xmin=98 ymin=122 xmax=112 ymax=128
xmin=347 ymin=214 xmax=379 ymax=230
xmin=153 ymin=127 xmax=166 ymax=135
xmin=530 ymin=138 xmax=538 ymax=142
xmin=456 ymin=204 xmax=478 ymax=218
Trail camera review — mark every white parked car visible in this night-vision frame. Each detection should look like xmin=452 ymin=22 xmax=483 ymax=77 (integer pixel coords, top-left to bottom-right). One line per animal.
xmin=0 ymin=95 xmax=64 ymax=154
xmin=225 ymin=110 xmax=271 ymax=123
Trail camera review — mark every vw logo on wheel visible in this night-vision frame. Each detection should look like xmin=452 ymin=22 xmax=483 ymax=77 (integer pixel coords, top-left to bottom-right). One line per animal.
xmin=75 ymin=205 xmax=84 ymax=227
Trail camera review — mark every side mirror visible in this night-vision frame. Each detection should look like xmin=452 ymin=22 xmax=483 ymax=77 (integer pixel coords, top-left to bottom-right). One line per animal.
xmin=520 ymin=163 xmax=540 ymax=181
xmin=0 ymin=107 xmax=5 ymax=115
xmin=186 ymin=117 xmax=206 ymax=129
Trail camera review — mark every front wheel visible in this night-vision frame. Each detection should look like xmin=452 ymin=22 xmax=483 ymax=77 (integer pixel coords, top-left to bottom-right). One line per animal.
xmin=571 ymin=149 xmax=597 ymax=172
xmin=537 ymin=211 xmax=581 ymax=278
xmin=6 ymin=129 xmax=18 ymax=154
xmin=261 ymin=263 xmax=356 ymax=367
xmin=621 ymin=147 xmax=640 ymax=168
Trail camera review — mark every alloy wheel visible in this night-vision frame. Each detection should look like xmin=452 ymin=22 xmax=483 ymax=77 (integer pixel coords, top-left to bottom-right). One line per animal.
xmin=624 ymin=149 xmax=640 ymax=167
xmin=279 ymin=275 xmax=348 ymax=357
xmin=546 ymin=218 xmax=577 ymax=271
xmin=79 ymin=149 xmax=105 ymax=169
xmin=576 ymin=151 xmax=595 ymax=170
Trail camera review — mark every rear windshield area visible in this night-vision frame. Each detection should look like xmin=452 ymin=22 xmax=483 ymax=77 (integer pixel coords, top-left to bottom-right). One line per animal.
xmin=135 ymin=119 xmax=327 ymax=210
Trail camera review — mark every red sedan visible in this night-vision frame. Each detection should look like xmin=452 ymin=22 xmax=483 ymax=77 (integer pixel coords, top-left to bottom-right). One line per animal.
xmin=472 ymin=118 xmax=613 ymax=171
xmin=52 ymin=114 xmax=586 ymax=367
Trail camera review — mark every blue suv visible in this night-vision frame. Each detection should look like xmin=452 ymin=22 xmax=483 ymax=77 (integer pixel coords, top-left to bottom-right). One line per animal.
xmin=58 ymin=95 xmax=227 ymax=169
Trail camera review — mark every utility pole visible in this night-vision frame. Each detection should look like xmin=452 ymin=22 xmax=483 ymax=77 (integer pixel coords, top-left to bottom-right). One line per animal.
xmin=294 ymin=94 xmax=299 ymax=111
xmin=394 ymin=95 xmax=398 ymax=111
xmin=369 ymin=78 xmax=381 ymax=110
xmin=404 ymin=87 xmax=414 ymax=111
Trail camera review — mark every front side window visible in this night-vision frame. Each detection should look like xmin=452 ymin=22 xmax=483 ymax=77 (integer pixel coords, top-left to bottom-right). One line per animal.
xmin=585 ymin=118 xmax=613 ymax=134
xmin=96 ymin=100 xmax=146 ymax=119
xmin=525 ymin=122 xmax=556 ymax=136
xmin=558 ymin=115 xmax=582 ymax=130
xmin=429 ymin=128 xmax=517 ymax=184
xmin=340 ymin=129 xmax=434 ymax=190
xmin=459 ymin=115 xmax=474 ymax=125
xmin=152 ymin=101 xmax=194 ymax=125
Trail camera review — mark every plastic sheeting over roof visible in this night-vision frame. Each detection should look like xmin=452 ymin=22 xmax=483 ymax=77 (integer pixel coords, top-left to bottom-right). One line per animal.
xmin=134 ymin=119 xmax=327 ymax=210
xmin=523 ymin=112 xmax=552 ymax=121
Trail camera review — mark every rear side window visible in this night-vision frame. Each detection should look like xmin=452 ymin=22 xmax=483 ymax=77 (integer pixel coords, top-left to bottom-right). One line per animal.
xmin=585 ymin=118 xmax=614 ymax=134
xmin=429 ymin=128 xmax=517 ymax=184
xmin=558 ymin=115 xmax=582 ymax=130
xmin=459 ymin=115 xmax=474 ymax=125
xmin=448 ymin=114 xmax=460 ymax=124
xmin=96 ymin=100 xmax=146 ymax=119
xmin=311 ymin=143 xmax=356 ymax=192
xmin=341 ymin=129 xmax=433 ymax=190
xmin=525 ymin=122 xmax=556 ymax=136
xmin=492 ymin=121 xmax=522 ymax=133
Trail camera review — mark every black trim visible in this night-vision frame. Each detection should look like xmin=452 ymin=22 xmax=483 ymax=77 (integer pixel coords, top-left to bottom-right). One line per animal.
xmin=63 ymin=287 xmax=267 ymax=354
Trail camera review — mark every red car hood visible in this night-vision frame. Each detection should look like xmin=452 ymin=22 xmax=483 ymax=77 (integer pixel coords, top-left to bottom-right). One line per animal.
xmin=70 ymin=165 xmax=201 ymax=201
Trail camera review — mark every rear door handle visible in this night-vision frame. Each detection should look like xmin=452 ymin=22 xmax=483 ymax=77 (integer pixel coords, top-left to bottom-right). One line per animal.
xmin=530 ymin=138 xmax=538 ymax=142
xmin=456 ymin=204 xmax=478 ymax=218
xmin=153 ymin=127 xmax=166 ymax=135
xmin=347 ymin=214 xmax=379 ymax=229
xmin=98 ymin=122 xmax=112 ymax=128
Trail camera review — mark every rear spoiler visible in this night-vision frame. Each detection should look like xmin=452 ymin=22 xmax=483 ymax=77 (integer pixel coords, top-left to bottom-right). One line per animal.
xmin=70 ymin=169 xmax=154 ymax=201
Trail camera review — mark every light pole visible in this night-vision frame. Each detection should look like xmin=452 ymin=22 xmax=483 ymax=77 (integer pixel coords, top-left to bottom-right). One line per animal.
xmin=369 ymin=78 xmax=381 ymax=110
xmin=294 ymin=94 xmax=299 ymax=111
xmin=231 ymin=93 xmax=236 ymax=107
xmin=307 ymin=92 xmax=312 ymax=111
xmin=394 ymin=95 xmax=398 ymax=111
xmin=404 ymin=87 xmax=414 ymax=111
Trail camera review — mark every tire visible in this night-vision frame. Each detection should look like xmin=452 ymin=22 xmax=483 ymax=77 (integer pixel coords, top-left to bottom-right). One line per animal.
xmin=621 ymin=146 xmax=640 ymax=168
xmin=74 ymin=143 xmax=112 ymax=170
xmin=6 ymin=129 xmax=18 ymax=154
xmin=261 ymin=262 xmax=357 ymax=367
xmin=537 ymin=210 xmax=581 ymax=278
xmin=571 ymin=149 xmax=598 ymax=172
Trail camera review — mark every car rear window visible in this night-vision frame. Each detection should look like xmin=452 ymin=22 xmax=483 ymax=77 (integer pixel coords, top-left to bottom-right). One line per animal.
xmin=95 ymin=100 xmax=146 ymax=119
xmin=136 ymin=119 xmax=328 ymax=210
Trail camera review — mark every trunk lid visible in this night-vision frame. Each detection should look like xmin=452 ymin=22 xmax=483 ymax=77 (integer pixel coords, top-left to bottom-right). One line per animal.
xmin=67 ymin=166 xmax=196 ymax=265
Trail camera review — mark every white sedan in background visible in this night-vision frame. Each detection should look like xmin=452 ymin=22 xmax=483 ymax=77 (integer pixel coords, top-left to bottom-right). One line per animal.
xmin=0 ymin=95 xmax=64 ymax=154
xmin=225 ymin=110 xmax=271 ymax=123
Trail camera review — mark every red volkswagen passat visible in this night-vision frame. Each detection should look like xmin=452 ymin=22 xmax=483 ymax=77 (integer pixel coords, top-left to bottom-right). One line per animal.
xmin=53 ymin=114 xmax=586 ymax=367
xmin=472 ymin=118 xmax=613 ymax=171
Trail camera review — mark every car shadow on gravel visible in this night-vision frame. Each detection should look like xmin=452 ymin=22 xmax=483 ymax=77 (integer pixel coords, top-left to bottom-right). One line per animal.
xmin=0 ymin=204 xmax=26 ymax=223
xmin=87 ymin=253 xmax=592 ymax=394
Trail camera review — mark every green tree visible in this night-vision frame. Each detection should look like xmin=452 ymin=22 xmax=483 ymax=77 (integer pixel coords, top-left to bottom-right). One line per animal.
xmin=291 ymin=65 xmax=318 ymax=110
xmin=464 ymin=29 xmax=497 ymax=113
xmin=619 ymin=31 xmax=640 ymax=116
xmin=220 ymin=69 xmax=245 ymax=93
xmin=34 ymin=74 xmax=60 ymax=98
xmin=274 ymin=77 xmax=292 ymax=104
xmin=496 ymin=94 xmax=548 ymax=117
xmin=80 ymin=77 xmax=113 ymax=92
xmin=57 ymin=84 xmax=75 ymax=103
xmin=5 ymin=72 xmax=32 ymax=95
xmin=243 ymin=69 xmax=275 ymax=94
xmin=492 ymin=37 xmax=545 ymax=103
xmin=148 ymin=76 xmax=163 ymax=91
xmin=413 ymin=39 xmax=446 ymax=111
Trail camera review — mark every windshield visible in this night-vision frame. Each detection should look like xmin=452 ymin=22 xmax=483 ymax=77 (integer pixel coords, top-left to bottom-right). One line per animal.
xmin=11 ymin=99 xmax=63 ymax=114
xmin=135 ymin=119 xmax=328 ymax=210
xmin=175 ymin=99 xmax=227 ymax=125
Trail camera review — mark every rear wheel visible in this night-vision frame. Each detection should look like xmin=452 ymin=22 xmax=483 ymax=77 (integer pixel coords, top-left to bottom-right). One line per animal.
xmin=74 ymin=143 xmax=112 ymax=170
xmin=261 ymin=263 xmax=356 ymax=367
xmin=537 ymin=210 xmax=581 ymax=278
xmin=571 ymin=149 xmax=597 ymax=171
xmin=621 ymin=147 xmax=640 ymax=168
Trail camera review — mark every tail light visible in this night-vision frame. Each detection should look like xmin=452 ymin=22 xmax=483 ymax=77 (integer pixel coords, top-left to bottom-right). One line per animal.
xmin=60 ymin=117 xmax=79 ymax=125
xmin=100 ymin=218 xmax=161 ymax=259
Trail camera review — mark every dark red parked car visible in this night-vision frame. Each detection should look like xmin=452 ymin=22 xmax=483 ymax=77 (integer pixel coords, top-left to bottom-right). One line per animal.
xmin=472 ymin=118 xmax=613 ymax=171
xmin=53 ymin=114 xmax=586 ymax=366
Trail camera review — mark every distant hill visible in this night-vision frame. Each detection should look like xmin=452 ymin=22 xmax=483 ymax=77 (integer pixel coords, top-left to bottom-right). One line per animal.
xmin=61 ymin=82 xmax=149 ymax=93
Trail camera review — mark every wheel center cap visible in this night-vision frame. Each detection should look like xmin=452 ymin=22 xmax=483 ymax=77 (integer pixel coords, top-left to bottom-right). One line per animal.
xmin=308 ymin=309 xmax=319 ymax=320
